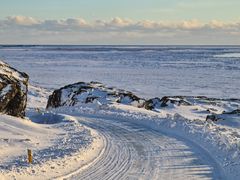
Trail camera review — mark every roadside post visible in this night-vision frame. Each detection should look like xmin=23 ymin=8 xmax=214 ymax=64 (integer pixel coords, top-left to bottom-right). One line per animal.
xmin=27 ymin=149 xmax=33 ymax=164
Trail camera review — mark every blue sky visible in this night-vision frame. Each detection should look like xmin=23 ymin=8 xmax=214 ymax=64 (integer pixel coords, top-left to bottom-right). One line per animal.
xmin=1 ymin=0 xmax=240 ymax=21
xmin=0 ymin=0 xmax=240 ymax=44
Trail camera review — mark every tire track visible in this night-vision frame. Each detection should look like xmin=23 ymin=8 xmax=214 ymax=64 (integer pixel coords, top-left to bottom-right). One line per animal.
xmin=68 ymin=116 xmax=225 ymax=180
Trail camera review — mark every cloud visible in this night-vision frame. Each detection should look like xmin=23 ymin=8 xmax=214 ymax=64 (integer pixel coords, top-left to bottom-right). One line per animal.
xmin=2 ymin=16 xmax=239 ymax=32
xmin=6 ymin=16 xmax=40 ymax=26
xmin=65 ymin=18 xmax=88 ymax=27
xmin=108 ymin=17 xmax=132 ymax=27
xmin=179 ymin=20 xmax=204 ymax=30
xmin=0 ymin=16 xmax=240 ymax=44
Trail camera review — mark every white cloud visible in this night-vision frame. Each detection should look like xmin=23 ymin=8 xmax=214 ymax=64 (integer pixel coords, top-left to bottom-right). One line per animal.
xmin=65 ymin=18 xmax=88 ymax=27
xmin=108 ymin=17 xmax=132 ymax=27
xmin=179 ymin=20 xmax=204 ymax=30
xmin=2 ymin=16 xmax=240 ymax=32
xmin=0 ymin=16 xmax=240 ymax=44
xmin=6 ymin=16 xmax=40 ymax=26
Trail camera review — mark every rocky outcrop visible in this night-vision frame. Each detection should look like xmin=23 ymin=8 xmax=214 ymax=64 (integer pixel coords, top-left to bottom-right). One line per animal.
xmin=46 ymin=81 xmax=240 ymax=124
xmin=160 ymin=96 xmax=192 ymax=107
xmin=144 ymin=98 xmax=162 ymax=110
xmin=47 ymin=81 xmax=145 ymax=109
xmin=223 ymin=109 xmax=240 ymax=115
xmin=144 ymin=96 xmax=192 ymax=110
xmin=0 ymin=60 xmax=29 ymax=117
xmin=206 ymin=109 xmax=240 ymax=122
xmin=206 ymin=114 xmax=220 ymax=122
xmin=46 ymin=83 xmax=207 ymax=111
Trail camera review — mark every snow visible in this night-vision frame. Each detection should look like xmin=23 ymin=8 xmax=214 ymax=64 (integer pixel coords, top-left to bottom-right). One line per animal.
xmin=214 ymin=53 xmax=240 ymax=58
xmin=0 ymin=60 xmax=27 ymax=83
xmin=68 ymin=115 xmax=225 ymax=180
xmin=0 ymin=114 xmax=58 ymax=164
xmin=0 ymin=46 xmax=240 ymax=179
xmin=55 ymin=82 xmax=144 ymax=108
xmin=27 ymin=85 xmax=51 ymax=110
xmin=0 ymin=84 xmax=12 ymax=98
xmin=0 ymin=85 xmax=103 ymax=179
xmin=213 ymin=114 xmax=240 ymax=128
xmin=49 ymin=101 xmax=240 ymax=179
xmin=1 ymin=115 xmax=103 ymax=180
xmin=45 ymin=86 xmax=240 ymax=179
xmin=1 ymin=45 xmax=240 ymax=98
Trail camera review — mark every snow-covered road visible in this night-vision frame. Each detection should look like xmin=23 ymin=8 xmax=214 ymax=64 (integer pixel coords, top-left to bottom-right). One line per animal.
xmin=67 ymin=116 xmax=225 ymax=180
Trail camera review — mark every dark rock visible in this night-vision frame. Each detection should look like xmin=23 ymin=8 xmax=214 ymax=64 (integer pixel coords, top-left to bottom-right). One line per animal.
xmin=0 ymin=60 xmax=29 ymax=117
xmin=144 ymin=98 xmax=162 ymax=110
xmin=206 ymin=109 xmax=240 ymax=122
xmin=47 ymin=81 xmax=145 ymax=109
xmin=223 ymin=109 xmax=240 ymax=115
xmin=160 ymin=96 xmax=192 ymax=107
xmin=47 ymin=82 xmax=240 ymax=118
xmin=47 ymin=89 xmax=62 ymax=108
xmin=143 ymin=96 xmax=192 ymax=110
xmin=206 ymin=114 xmax=220 ymax=122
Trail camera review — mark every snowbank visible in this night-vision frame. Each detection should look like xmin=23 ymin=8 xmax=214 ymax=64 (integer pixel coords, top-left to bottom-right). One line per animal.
xmin=50 ymin=101 xmax=240 ymax=179
xmin=0 ymin=114 xmax=58 ymax=164
xmin=0 ymin=85 xmax=103 ymax=179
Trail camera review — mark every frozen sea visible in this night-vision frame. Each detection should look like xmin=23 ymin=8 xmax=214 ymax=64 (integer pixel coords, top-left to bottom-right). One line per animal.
xmin=0 ymin=45 xmax=240 ymax=99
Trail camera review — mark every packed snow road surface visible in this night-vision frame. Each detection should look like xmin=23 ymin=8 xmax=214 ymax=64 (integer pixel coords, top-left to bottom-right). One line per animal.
xmin=67 ymin=116 xmax=225 ymax=180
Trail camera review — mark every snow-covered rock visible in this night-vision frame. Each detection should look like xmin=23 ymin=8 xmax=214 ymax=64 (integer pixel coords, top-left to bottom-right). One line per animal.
xmin=206 ymin=109 xmax=240 ymax=122
xmin=47 ymin=81 xmax=145 ymax=109
xmin=47 ymin=82 xmax=240 ymax=125
xmin=146 ymin=96 xmax=240 ymax=112
xmin=144 ymin=96 xmax=192 ymax=110
xmin=0 ymin=60 xmax=29 ymax=117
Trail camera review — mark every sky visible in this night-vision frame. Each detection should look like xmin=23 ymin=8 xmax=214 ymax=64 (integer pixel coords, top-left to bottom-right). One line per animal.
xmin=0 ymin=0 xmax=240 ymax=45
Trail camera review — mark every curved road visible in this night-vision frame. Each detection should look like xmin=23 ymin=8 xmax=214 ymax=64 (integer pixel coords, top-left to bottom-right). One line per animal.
xmin=68 ymin=116 xmax=225 ymax=180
